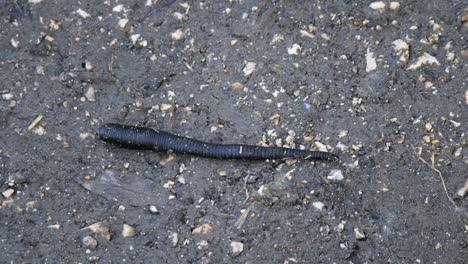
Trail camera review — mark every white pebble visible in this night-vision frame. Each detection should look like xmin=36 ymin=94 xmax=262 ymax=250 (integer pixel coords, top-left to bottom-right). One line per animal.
xmin=2 ymin=93 xmax=14 ymax=100
xmin=328 ymin=170 xmax=344 ymax=181
xmin=2 ymin=189 xmax=15 ymax=198
xmin=243 ymin=62 xmax=257 ymax=77
xmin=230 ymin=241 xmax=244 ymax=256
xmin=354 ymin=227 xmax=366 ymax=239
xmin=82 ymin=236 xmax=98 ymax=249
xmin=84 ymin=86 xmax=96 ymax=102
xmin=392 ymin=39 xmax=409 ymax=62
xmin=369 ymin=1 xmax=386 ymax=12
xmin=130 ymin=34 xmax=140 ymax=44
xmin=171 ymin=29 xmax=185 ymax=41
xmin=287 ymin=44 xmax=302 ymax=55
xmin=118 ymin=18 xmax=129 ymax=29
xmin=312 ymin=201 xmax=325 ymax=211
xmin=149 ymin=205 xmax=158 ymax=214
xmin=389 ymin=2 xmax=400 ymax=11
xmin=75 ymin=9 xmax=91 ymax=19
xmin=113 ymin=5 xmax=124 ymax=12
xmin=365 ymin=48 xmax=377 ymax=72
xmin=122 ymin=224 xmax=135 ymax=237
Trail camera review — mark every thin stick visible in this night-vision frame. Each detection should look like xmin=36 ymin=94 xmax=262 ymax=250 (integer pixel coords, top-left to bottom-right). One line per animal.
xmin=418 ymin=153 xmax=457 ymax=207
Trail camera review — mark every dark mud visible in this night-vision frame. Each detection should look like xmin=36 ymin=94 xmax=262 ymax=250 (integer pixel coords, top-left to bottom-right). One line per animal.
xmin=1 ymin=0 xmax=467 ymax=263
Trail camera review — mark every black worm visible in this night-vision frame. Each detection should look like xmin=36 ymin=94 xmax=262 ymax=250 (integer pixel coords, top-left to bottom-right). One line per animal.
xmin=98 ymin=123 xmax=337 ymax=161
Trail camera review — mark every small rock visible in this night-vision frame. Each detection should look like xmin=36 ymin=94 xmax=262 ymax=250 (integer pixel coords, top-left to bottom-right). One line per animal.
xmin=392 ymin=39 xmax=409 ymax=62
xmin=2 ymin=189 xmax=15 ymax=199
xmin=338 ymin=130 xmax=348 ymax=138
xmin=465 ymin=90 xmax=468 ymax=105
xmin=117 ymin=18 xmax=129 ymax=29
xmin=122 ymin=224 xmax=135 ymax=237
xmin=389 ymin=2 xmax=400 ymax=11
xmin=197 ymin=240 xmax=209 ymax=250
xmin=82 ymin=222 xmax=111 ymax=241
xmin=130 ymin=34 xmax=140 ymax=44
xmin=270 ymin=34 xmax=284 ymax=45
xmin=455 ymin=179 xmax=468 ymax=198
xmin=328 ymin=170 xmax=344 ymax=181
xmin=85 ymin=86 xmax=96 ymax=102
xmin=354 ymin=227 xmax=366 ymax=240
xmin=369 ymin=1 xmax=386 ymax=12
xmin=407 ymin=53 xmax=440 ymax=70
xmin=230 ymin=241 xmax=244 ymax=257
xmin=10 ymin=38 xmax=19 ymax=48
xmin=160 ymin=104 xmax=172 ymax=111
xmin=312 ymin=201 xmax=325 ymax=211
xmin=84 ymin=60 xmax=94 ymax=71
xmin=173 ymin=12 xmax=188 ymax=21
xmin=171 ymin=29 xmax=185 ymax=41
xmin=82 ymin=236 xmax=98 ymax=249
xmin=169 ymin=232 xmax=178 ymax=247
xmin=192 ymin=223 xmax=214 ymax=234
xmin=366 ymin=48 xmax=377 ymax=72
xmin=75 ymin=8 xmax=91 ymax=19
xmin=149 ymin=205 xmax=159 ymax=214
xmin=113 ymin=4 xmax=124 ymax=12
xmin=230 ymin=82 xmax=244 ymax=90
xmin=287 ymin=44 xmax=302 ymax=55
xmin=243 ymin=62 xmax=256 ymax=77
xmin=300 ymin=30 xmax=314 ymax=39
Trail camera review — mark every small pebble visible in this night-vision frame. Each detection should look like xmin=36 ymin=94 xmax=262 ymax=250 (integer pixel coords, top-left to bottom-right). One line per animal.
xmin=192 ymin=223 xmax=214 ymax=234
xmin=312 ymin=201 xmax=325 ymax=211
xmin=354 ymin=227 xmax=366 ymax=240
xmin=149 ymin=205 xmax=159 ymax=214
xmin=169 ymin=232 xmax=178 ymax=247
xmin=455 ymin=179 xmax=468 ymax=198
xmin=369 ymin=1 xmax=386 ymax=12
xmin=327 ymin=170 xmax=344 ymax=181
xmin=2 ymin=189 xmax=15 ymax=198
xmin=230 ymin=82 xmax=244 ymax=90
xmin=230 ymin=241 xmax=244 ymax=257
xmin=122 ymin=224 xmax=135 ymax=237
xmin=82 ymin=236 xmax=98 ymax=249
xmin=287 ymin=44 xmax=302 ymax=55
xmin=389 ymin=2 xmax=400 ymax=11
xmin=171 ymin=29 xmax=185 ymax=41
xmin=365 ymin=48 xmax=377 ymax=72
xmin=82 ymin=222 xmax=111 ymax=241
xmin=392 ymin=39 xmax=409 ymax=62
xmin=117 ymin=18 xmax=129 ymax=29
xmin=243 ymin=62 xmax=256 ymax=77
xmin=85 ymin=86 xmax=96 ymax=102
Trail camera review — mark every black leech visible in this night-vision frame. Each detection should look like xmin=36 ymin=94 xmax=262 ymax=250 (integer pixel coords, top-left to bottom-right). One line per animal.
xmin=98 ymin=123 xmax=338 ymax=161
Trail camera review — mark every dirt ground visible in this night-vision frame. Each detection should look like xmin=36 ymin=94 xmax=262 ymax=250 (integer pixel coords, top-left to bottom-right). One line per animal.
xmin=1 ymin=0 xmax=467 ymax=263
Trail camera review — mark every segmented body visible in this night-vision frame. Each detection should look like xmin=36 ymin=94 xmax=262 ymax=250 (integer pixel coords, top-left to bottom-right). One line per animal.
xmin=98 ymin=123 xmax=337 ymax=161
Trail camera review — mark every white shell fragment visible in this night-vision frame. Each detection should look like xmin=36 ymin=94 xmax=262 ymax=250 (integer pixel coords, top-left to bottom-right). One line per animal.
xmin=328 ymin=170 xmax=344 ymax=181
xmin=366 ymin=48 xmax=377 ymax=72
xmin=243 ymin=62 xmax=257 ymax=77
xmin=407 ymin=53 xmax=440 ymax=70
xmin=392 ymin=39 xmax=409 ymax=62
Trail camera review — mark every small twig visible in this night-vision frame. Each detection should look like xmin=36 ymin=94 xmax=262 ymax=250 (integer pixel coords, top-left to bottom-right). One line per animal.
xmin=418 ymin=152 xmax=457 ymax=207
